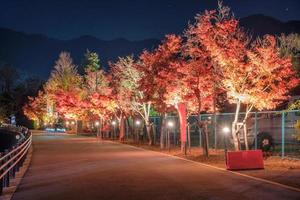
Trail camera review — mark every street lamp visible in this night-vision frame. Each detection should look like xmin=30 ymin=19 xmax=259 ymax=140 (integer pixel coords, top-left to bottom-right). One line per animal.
xmin=166 ymin=121 xmax=174 ymax=151
xmin=222 ymin=126 xmax=230 ymax=165
xmin=112 ymin=121 xmax=116 ymax=139
xmin=167 ymin=121 xmax=174 ymax=128
xmin=135 ymin=120 xmax=141 ymax=126
xmin=222 ymin=127 xmax=230 ymax=134
xmin=71 ymin=121 xmax=75 ymax=125
xmin=135 ymin=120 xmax=141 ymax=142
xmin=95 ymin=121 xmax=100 ymax=138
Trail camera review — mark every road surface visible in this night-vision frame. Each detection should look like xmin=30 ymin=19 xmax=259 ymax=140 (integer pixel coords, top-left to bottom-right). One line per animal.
xmin=12 ymin=133 xmax=300 ymax=200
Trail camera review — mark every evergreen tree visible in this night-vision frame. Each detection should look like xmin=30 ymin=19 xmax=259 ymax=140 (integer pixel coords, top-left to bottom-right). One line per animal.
xmin=83 ymin=50 xmax=101 ymax=72
xmin=83 ymin=50 xmax=106 ymax=92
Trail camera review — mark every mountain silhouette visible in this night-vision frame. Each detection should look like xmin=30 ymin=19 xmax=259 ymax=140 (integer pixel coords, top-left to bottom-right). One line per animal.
xmin=0 ymin=14 xmax=300 ymax=78
xmin=239 ymin=14 xmax=300 ymax=36
xmin=0 ymin=28 xmax=159 ymax=78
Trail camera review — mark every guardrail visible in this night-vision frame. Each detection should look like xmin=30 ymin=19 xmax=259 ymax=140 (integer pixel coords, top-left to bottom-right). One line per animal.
xmin=0 ymin=125 xmax=32 ymax=195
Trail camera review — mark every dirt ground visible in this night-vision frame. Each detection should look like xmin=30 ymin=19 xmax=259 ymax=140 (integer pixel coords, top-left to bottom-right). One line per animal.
xmin=124 ymin=141 xmax=300 ymax=189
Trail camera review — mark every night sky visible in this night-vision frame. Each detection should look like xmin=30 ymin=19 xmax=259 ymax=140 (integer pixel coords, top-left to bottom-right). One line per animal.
xmin=1 ymin=0 xmax=300 ymax=40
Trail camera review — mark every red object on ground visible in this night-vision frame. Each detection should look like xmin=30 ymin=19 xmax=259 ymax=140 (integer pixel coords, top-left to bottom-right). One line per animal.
xmin=226 ymin=150 xmax=264 ymax=170
xmin=178 ymin=102 xmax=187 ymax=144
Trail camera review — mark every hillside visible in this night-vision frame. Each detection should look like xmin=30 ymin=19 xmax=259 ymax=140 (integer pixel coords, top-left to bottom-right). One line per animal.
xmin=0 ymin=14 xmax=300 ymax=78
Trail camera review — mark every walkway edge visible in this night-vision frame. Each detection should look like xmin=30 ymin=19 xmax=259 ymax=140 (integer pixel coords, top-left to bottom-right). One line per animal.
xmin=115 ymin=141 xmax=300 ymax=193
xmin=0 ymin=146 xmax=33 ymax=200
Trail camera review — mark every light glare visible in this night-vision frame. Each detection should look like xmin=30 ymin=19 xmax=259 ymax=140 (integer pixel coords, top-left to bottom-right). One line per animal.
xmin=167 ymin=121 xmax=174 ymax=127
xmin=222 ymin=127 xmax=230 ymax=134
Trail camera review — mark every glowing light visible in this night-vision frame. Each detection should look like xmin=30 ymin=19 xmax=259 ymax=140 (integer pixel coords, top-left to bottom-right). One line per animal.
xmin=66 ymin=121 xmax=70 ymax=125
xmin=71 ymin=121 xmax=75 ymax=125
xmin=112 ymin=121 xmax=116 ymax=126
xmin=222 ymin=127 xmax=230 ymax=134
xmin=167 ymin=121 xmax=174 ymax=128
xmin=95 ymin=121 xmax=100 ymax=126
xmin=135 ymin=120 xmax=141 ymax=126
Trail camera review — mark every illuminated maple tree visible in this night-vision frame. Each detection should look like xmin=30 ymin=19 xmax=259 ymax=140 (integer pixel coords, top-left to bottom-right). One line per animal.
xmin=82 ymin=51 xmax=117 ymax=133
xmin=44 ymin=51 xmax=85 ymax=130
xmin=138 ymin=35 xmax=194 ymax=151
xmin=110 ymin=56 xmax=150 ymax=142
xmin=23 ymin=90 xmax=47 ymax=127
xmin=189 ymin=3 xmax=298 ymax=150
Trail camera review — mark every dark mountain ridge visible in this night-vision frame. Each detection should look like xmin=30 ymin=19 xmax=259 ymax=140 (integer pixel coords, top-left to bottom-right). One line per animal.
xmin=239 ymin=14 xmax=300 ymax=37
xmin=0 ymin=14 xmax=300 ymax=79
xmin=0 ymin=28 xmax=160 ymax=78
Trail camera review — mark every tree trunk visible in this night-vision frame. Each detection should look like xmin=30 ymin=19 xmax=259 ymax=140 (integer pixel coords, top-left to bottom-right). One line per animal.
xmin=119 ymin=116 xmax=125 ymax=142
xmin=202 ymin=126 xmax=209 ymax=157
xmin=197 ymin=120 xmax=210 ymax=157
xmin=98 ymin=118 xmax=102 ymax=139
xmin=75 ymin=120 xmax=78 ymax=135
xmin=145 ymin=121 xmax=153 ymax=145
xmin=187 ymin=123 xmax=191 ymax=153
xmin=177 ymin=102 xmax=187 ymax=154
xmin=160 ymin=113 xmax=167 ymax=149
xmin=126 ymin=118 xmax=133 ymax=137
xmin=242 ymin=106 xmax=253 ymax=150
xmin=243 ymin=122 xmax=249 ymax=150
xmin=232 ymin=100 xmax=241 ymax=151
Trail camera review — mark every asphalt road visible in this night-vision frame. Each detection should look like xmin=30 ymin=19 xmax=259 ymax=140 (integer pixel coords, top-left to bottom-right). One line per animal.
xmin=12 ymin=134 xmax=300 ymax=200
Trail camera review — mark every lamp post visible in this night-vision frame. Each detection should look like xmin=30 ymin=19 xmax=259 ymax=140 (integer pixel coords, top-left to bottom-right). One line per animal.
xmin=112 ymin=121 xmax=116 ymax=139
xmin=167 ymin=121 xmax=174 ymax=151
xmin=222 ymin=126 xmax=230 ymax=165
xmin=95 ymin=121 xmax=100 ymax=138
xmin=135 ymin=120 xmax=141 ymax=143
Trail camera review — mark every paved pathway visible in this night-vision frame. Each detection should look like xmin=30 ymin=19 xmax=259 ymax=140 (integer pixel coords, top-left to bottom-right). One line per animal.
xmin=12 ymin=134 xmax=300 ymax=200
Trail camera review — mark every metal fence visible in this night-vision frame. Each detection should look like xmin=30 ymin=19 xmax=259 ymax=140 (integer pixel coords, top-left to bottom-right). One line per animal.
xmin=0 ymin=125 xmax=32 ymax=195
xmin=124 ymin=110 xmax=300 ymax=159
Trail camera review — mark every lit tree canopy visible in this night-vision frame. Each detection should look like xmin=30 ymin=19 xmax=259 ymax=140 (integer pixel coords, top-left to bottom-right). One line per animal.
xmin=138 ymin=35 xmax=183 ymax=113
xmin=45 ymin=52 xmax=82 ymax=93
xmin=45 ymin=52 xmax=84 ymax=120
xmin=188 ymin=3 xmax=299 ymax=150
xmin=23 ymin=91 xmax=47 ymax=122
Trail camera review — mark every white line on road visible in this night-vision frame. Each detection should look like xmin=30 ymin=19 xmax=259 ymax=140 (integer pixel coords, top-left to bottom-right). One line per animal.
xmin=114 ymin=141 xmax=300 ymax=193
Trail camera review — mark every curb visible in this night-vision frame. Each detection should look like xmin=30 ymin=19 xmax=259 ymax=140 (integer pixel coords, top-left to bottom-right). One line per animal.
xmin=115 ymin=141 xmax=300 ymax=193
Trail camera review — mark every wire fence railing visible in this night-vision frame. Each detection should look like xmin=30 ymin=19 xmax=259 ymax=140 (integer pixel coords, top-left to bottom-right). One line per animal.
xmin=120 ymin=110 xmax=300 ymax=159
xmin=0 ymin=125 xmax=32 ymax=196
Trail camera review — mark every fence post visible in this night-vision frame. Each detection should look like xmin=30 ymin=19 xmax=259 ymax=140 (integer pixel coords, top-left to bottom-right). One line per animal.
xmin=199 ymin=115 xmax=202 ymax=148
xmin=0 ymin=153 xmax=3 ymax=195
xmin=254 ymin=112 xmax=258 ymax=150
xmin=4 ymin=150 xmax=9 ymax=188
xmin=281 ymin=111 xmax=285 ymax=158
xmin=125 ymin=120 xmax=128 ymax=140
xmin=11 ymin=146 xmax=16 ymax=179
xmin=153 ymin=123 xmax=156 ymax=145
xmin=214 ymin=114 xmax=217 ymax=149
